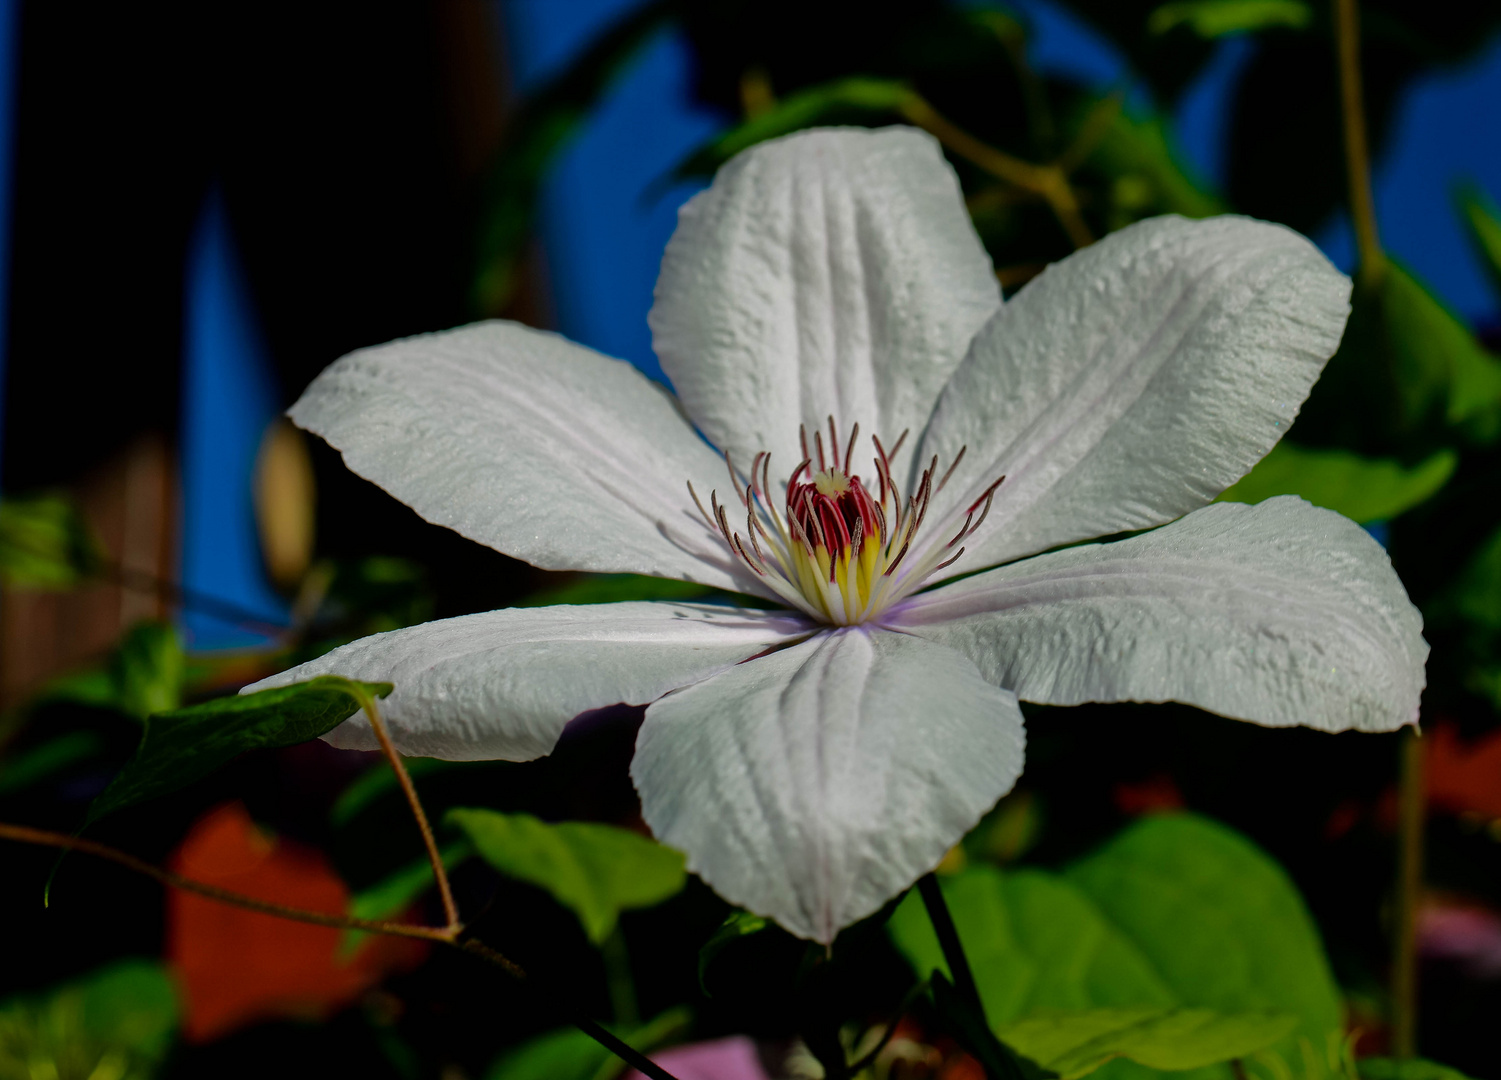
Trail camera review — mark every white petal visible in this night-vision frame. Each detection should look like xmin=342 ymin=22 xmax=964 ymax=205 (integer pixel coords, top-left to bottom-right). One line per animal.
xmin=650 ymin=126 xmax=1000 ymax=480
xmin=245 ymin=601 xmax=811 ymax=761
xmin=289 ymin=320 xmax=757 ymax=592
xmin=917 ymin=216 xmax=1351 ymax=573
xmin=633 ymin=627 xmax=1024 ymax=943
xmin=888 ymin=497 xmax=1426 ymax=733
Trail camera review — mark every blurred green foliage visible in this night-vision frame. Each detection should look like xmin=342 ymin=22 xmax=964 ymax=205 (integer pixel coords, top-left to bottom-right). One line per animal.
xmin=0 ymin=961 xmax=178 ymax=1080
xmin=0 ymin=493 xmax=104 ymax=590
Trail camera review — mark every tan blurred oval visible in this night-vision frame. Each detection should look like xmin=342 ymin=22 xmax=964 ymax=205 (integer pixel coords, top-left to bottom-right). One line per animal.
xmin=254 ymin=419 xmax=316 ymax=591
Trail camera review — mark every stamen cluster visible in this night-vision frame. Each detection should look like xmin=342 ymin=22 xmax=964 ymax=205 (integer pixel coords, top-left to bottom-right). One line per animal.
xmin=690 ymin=418 xmax=1003 ymax=625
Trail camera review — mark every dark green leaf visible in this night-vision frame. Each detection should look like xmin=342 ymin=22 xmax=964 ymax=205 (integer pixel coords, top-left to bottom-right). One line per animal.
xmin=697 ymin=910 xmax=768 ymax=994
xmin=330 ymin=756 xmax=456 ymax=828
xmin=672 ymin=77 xmax=913 ymax=179
xmin=340 ymin=841 xmax=473 ymax=954
xmin=449 ymin=809 xmax=686 ymax=944
xmin=519 ymin=573 xmax=715 ymax=607
xmin=87 ymin=677 xmax=391 ymax=826
xmin=0 ymin=731 xmax=105 ymax=796
xmin=483 ymin=1006 xmax=691 ymax=1080
xmin=1359 ymin=1057 xmax=1478 ymax=1080
xmin=0 ymin=493 xmax=105 ymax=589
xmin=997 ymin=1006 xmax=1297 ymax=1079
xmin=1076 ymin=103 xmax=1226 ymax=224
xmin=1217 ymin=442 xmax=1456 ymax=522
xmin=1298 ymin=260 xmax=1501 ymax=450
xmin=1431 ymin=522 xmax=1501 ymax=630
xmin=1147 ymin=0 xmax=1312 ymax=38
xmin=472 ymin=1 xmax=674 ymax=315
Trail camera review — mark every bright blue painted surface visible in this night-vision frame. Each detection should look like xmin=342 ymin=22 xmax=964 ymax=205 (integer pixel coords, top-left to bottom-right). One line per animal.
xmin=501 ymin=1 xmax=724 ymax=383
xmin=1317 ymin=33 xmax=1501 ymax=324
xmin=179 ymin=193 xmax=288 ymax=649
xmin=0 ymin=0 xmax=17 ymax=466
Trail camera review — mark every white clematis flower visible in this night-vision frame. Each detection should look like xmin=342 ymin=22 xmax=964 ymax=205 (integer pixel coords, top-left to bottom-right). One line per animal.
xmin=250 ymin=127 xmax=1427 ymax=944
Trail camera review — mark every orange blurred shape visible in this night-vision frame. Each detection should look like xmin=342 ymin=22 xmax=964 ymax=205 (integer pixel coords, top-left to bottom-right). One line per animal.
xmin=1426 ymin=721 xmax=1501 ymax=820
xmin=1112 ymin=773 xmax=1186 ymax=817
xmin=167 ymin=801 xmax=426 ymax=1043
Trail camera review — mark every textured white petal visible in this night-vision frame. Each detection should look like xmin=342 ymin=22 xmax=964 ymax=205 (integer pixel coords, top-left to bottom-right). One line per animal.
xmin=917 ymin=216 xmax=1351 ymax=573
xmin=888 ymin=498 xmax=1426 ymax=733
xmin=633 ymin=627 xmax=1025 ymax=943
xmin=245 ymin=601 xmax=811 ymax=761
xmin=650 ymin=126 xmax=1001 ymax=480
xmin=289 ymin=320 xmax=757 ymax=592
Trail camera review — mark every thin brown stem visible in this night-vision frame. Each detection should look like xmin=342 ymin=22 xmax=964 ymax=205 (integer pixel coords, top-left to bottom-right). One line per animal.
xmin=1392 ymin=726 xmax=1425 ymax=1059
xmin=1333 ymin=0 xmax=1384 ymax=283
xmin=2 ymin=820 xmax=683 ymax=1080
xmin=0 ymin=821 xmax=455 ymax=942
xmin=898 ymin=94 xmax=1094 ymax=249
xmin=342 ymin=680 xmax=462 ymax=932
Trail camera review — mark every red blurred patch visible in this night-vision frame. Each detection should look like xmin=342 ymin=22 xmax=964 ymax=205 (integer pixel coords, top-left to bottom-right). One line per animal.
xmin=166 ymin=802 xmax=426 ymax=1043
xmin=1426 ymin=721 xmax=1501 ymax=820
xmin=1112 ymin=773 xmax=1186 ymax=816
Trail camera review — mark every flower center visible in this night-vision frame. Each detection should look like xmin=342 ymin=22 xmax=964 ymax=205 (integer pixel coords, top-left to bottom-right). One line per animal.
xmin=689 ymin=418 xmax=1003 ymax=625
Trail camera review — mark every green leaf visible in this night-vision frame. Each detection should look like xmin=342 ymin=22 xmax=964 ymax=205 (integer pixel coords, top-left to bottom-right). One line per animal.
xmin=697 ymin=910 xmax=768 ymax=994
xmin=0 ymin=731 xmax=105 ymax=796
xmin=448 ymin=809 xmax=687 ymax=945
xmin=1066 ymin=814 xmax=1343 ymax=1074
xmin=1431 ymin=522 xmax=1501 ymax=630
xmin=110 ymin=621 xmax=185 ymax=718
xmin=484 ymin=1006 xmax=691 ymax=1080
xmin=1455 ymin=182 xmax=1501 ymax=297
xmin=1359 ymin=1058 xmax=1479 ymax=1080
xmin=997 ymin=1006 xmax=1297 ymax=1079
xmin=519 ymin=573 xmax=715 ymax=607
xmin=87 ymin=677 xmax=392 ymax=827
xmin=340 ymin=841 xmax=474 ymax=955
xmin=1300 ymin=259 xmax=1501 ymax=449
xmin=0 ymin=960 xmax=178 ymax=1080
xmin=1078 ymin=104 xmax=1226 ymax=222
xmin=889 ymin=866 xmax=1176 ymax=1028
xmin=672 ymin=77 xmax=914 ymax=178
xmin=1147 ymin=0 xmax=1313 ymax=38
xmin=330 ymin=756 xmax=456 ymax=828
xmin=472 ymin=1 xmax=673 ymax=315
xmin=890 ymin=815 xmax=1343 ymax=1080
xmin=931 ymin=973 xmax=1053 ymax=1080
xmin=1217 ymin=442 xmax=1456 ymax=522
xmin=0 ymin=493 xmax=105 ymax=589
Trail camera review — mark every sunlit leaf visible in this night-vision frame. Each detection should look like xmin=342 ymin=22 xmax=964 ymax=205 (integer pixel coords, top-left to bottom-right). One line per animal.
xmin=0 ymin=960 xmax=178 ymax=1080
xmin=1066 ymin=814 xmax=1343 ymax=1073
xmin=1217 ymin=442 xmax=1456 ymax=522
xmin=472 ymin=1 xmax=674 ymax=315
xmin=0 ymin=493 xmax=104 ymax=590
xmin=930 ymin=973 xmax=1052 ymax=1080
xmin=891 ymin=815 xmax=1342 ymax=1079
xmin=447 ymin=809 xmax=686 ymax=945
xmin=1456 ymin=182 xmax=1501 ymax=297
xmin=87 ymin=677 xmax=391 ymax=826
xmin=484 ymin=1006 xmax=691 ymax=1080
xmin=1359 ymin=1058 xmax=1478 ymax=1080
xmin=697 ymin=910 xmax=768 ymax=994
xmin=1147 ymin=0 xmax=1312 ymax=38
xmin=997 ymin=1006 xmax=1296 ymax=1079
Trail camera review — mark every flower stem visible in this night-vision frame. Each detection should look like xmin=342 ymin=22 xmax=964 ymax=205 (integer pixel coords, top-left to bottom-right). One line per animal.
xmin=1332 ymin=0 xmax=1384 ymax=284
xmin=918 ymin=873 xmax=985 ymax=1018
xmin=339 ymin=679 xmax=462 ymax=933
xmin=1392 ymin=726 xmax=1425 ymax=1058
xmin=2 ymin=820 xmax=683 ymax=1080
